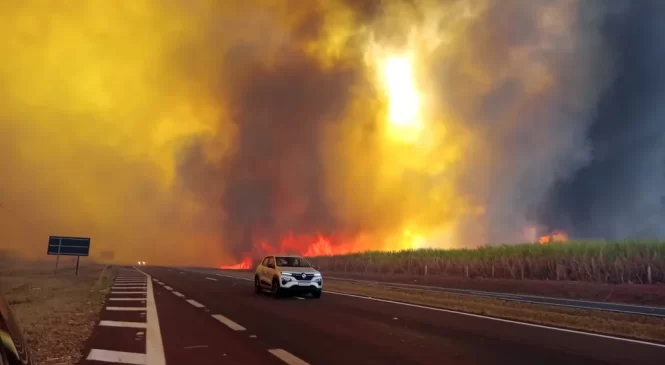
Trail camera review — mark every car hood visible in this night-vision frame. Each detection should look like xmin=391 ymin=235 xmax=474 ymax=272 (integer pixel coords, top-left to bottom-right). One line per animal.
xmin=279 ymin=267 xmax=319 ymax=273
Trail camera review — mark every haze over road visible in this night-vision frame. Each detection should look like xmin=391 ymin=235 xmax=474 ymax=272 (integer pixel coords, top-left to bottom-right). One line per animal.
xmin=84 ymin=266 xmax=665 ymax=365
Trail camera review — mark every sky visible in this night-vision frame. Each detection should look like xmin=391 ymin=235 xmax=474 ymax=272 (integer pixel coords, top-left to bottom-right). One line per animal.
xmin=0 ymin=0 xmax=662 ymax=266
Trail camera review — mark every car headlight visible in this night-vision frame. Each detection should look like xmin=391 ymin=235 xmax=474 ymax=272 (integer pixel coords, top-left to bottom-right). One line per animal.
xmin=281 ymin=272 xmax=293 ymax=276
xmin=313 ymin=273 xmax=321 ymax=277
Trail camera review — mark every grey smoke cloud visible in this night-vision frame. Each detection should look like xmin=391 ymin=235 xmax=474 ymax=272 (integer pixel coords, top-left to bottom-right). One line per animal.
xmin=543 ymin=0 xmax=665 ymax=240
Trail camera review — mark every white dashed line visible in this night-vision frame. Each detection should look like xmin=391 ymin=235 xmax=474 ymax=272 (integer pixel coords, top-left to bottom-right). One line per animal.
xmin=268 ymin=349 xmax=310 ymax=365
xmin=164 ymin=286 xmax=173 ymax=291
xmin=211 ymin=314 xmax=246 ymax=331
xmin=106 ymin=307 xmax=147 ymax=311
xmin=173 ymin=291 xmax=185 ymax=298
xmin=205 ymin=277 xmax=217 ymax=281
xmin=100 ymin=320 xmax=147 ymax=329
xmin=186 ymin=299 xmax=205 ymax=308
xmin=87 ymin=349 xmax=146 ymax=365
xmin=294 ymin=297 xmax=305 ymax=300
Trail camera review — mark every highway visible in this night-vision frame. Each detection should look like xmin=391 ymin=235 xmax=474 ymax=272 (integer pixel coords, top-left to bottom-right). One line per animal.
xmin=80 ymin=267 xmax=665 ymax=365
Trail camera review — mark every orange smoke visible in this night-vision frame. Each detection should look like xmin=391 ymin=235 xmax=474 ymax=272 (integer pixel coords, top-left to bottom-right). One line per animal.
xmin=539 ymin=230 xmax=569 ymax=244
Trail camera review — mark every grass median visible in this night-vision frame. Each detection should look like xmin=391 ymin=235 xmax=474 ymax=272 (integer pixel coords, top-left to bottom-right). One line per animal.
xmin=324 ymin=280 xmax=665 ymax=344
xmin=0 ymin=261 xmax=115 ymax=365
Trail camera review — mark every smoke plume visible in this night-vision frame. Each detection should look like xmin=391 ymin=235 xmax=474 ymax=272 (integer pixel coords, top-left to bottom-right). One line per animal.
xmin=0 ymin=0 xmax=660 ymax=265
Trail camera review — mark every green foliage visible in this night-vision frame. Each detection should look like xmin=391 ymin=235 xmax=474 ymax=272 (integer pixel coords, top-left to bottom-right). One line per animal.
xmin=308 ymin=240 xmax=665 ymax=284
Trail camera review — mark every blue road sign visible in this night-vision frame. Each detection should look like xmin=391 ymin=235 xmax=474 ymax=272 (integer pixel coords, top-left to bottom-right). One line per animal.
xmin=47 ymin=236 xmax=91 ymax=257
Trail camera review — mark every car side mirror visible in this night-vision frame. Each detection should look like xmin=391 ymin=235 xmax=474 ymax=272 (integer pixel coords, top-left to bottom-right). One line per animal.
xmin=0 ymin=295 xmax=34 ymax=364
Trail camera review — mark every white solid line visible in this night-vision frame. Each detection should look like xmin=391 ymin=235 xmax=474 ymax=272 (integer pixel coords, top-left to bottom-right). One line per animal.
xmin=211 ymin=314 xmax=246 ymax=331
xmin=111 ymin=291 xmax=147 ymax=295
xmin=87 ymin=349 xmax=146 ymax=364
xmin=106 ymin=307 xmax=147 ymax=311
xmin=268 ymin=349 xmax=310 ymax=365
xmin=173 ymin=291 xmax=185 ymax=298
xmin=109 ymin=298 xmax=147 ymax=301
xmin=325 ymin=290 xmax=665 ymax=349
xmin=112 ymin=286 xmax=147 ymax=290
xmin=164 ymin=286 xmax=173 ymax=290
xmin=100 ymin=320 xmax=147 ymax=329
xmin=186 ymin=299 xmax=205 ymax=308
xmin=134 ymin=267 xmax=167 ymax=365
xmin=205 ymin=277 xmax=217 ymax=281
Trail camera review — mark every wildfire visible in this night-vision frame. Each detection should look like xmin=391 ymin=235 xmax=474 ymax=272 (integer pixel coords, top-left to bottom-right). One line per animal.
xmin=382 ymin=55 xmax=421 ymax=130
xmin=539 ymin=230 xmax=569 ymax=244
xmin=220 ymin=256 xmax=252 ymax=270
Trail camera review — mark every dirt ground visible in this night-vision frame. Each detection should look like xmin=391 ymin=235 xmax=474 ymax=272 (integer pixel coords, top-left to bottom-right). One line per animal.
xmin=0 ymin=260 xmax=114 ymax=365
xmin=324 ymin=272 xmax=665 ymax=306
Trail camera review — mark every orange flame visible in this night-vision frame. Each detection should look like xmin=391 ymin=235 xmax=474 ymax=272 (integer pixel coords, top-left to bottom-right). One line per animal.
xmin=539 ymin=230 xmax=568 ymax=244
xmin=220 ymin=255 xmax=252 ymax=270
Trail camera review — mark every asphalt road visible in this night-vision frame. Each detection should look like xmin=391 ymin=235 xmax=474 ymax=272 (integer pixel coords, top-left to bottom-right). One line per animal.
xmin=109 ymin=266 xmax=665 ymax=365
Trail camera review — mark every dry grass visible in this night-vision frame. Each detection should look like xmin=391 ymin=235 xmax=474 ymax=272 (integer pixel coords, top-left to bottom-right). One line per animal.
xmin=0 ymin=261 xmax=115 ymax=365
xmin=324 ymin=280 xmax=665 ymax=344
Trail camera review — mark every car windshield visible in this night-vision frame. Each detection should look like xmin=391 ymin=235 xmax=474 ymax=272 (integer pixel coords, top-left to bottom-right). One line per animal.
xmin=275 ymin=256 xmax=311 ymax=268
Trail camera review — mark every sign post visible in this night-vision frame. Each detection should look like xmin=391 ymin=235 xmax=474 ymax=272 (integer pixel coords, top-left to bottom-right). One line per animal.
xmin=47 ymin=236 xmax=91 ymax=276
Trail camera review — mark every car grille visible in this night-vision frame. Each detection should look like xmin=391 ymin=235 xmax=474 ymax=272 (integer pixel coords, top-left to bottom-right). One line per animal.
xmin=293 ymin=273 xmax=315 ymax=280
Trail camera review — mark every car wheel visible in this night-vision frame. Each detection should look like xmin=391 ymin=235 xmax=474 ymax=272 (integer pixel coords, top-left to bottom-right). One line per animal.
xmin=254 ymin=276 xmax=262 ymax=294
xmin=311 ymin=290 xmax=322 ymax=299
xmin=271 ymin=279 xmax=281 ymax=297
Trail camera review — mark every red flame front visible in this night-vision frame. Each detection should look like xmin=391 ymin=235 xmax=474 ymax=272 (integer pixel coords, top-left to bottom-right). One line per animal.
xmin=539 ymin=230 xmax=568 ymax=244
xmin=220 ymin=255 xmax=252 ymax=270
xmin=219 ymin=232 xmax=356 ymax=269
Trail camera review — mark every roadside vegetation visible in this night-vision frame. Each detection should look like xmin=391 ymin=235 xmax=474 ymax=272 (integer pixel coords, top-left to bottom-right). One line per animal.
xmin=307 ymin=240 xmax=665 ymax=284
xmin=324 ymin=280 xmax=665 ymax=344
xmin=0 ymin=258 xmax=114 ymax=365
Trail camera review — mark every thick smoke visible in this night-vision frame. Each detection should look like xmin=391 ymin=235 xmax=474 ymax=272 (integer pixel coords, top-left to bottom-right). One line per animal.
xmin=1 ymin=0 xmax=660 ymax=266
xmin=542 ymin=1 xmax=665 ymax=240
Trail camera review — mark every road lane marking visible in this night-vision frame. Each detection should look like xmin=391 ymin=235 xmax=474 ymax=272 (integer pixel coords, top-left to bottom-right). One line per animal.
xmin=184 ymin=345 xmax=208 ymax=350
xmin=114 ymin=282 xmax=146 ymax=285
xmin=87 ymin=349 xmax=146 ymax=364
xmin=111 ymin=291 xmax=147 ymax=294
xmin=112 ymin=286 xmax=147 ymax=290
xmin=164 ymin=286 xmax=173 ymax=290
xmin=173 ymin=291 xmax=185 ymax=298
xmin=186 ymin=299 xmax=205 ymax=308
xmin=100 ymin=320 xmax=147 ymax=329
xmin=211 ymin=314 xmax=246 ymax=331
xmin=294 ymin=297 xmax=305 ymax=300
xmin=106 ymin=307 xmax=147 ymax=311
xmin=109 ymin=298 xmax=147 ymax=301
xmin=325 ymin=290 xmax=665 ymax=349
xmin=134 ymin=267 xmax=167 ymax=365
xmin=205 ymin=277 xmax=217 ymax=281
xmin=268 ymin=349 xmax=310 ymax=365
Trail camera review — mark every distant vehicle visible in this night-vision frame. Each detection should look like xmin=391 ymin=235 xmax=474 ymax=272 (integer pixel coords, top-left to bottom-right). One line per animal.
xmin=137 ymin=261 xmax=146 ymax=266
xmin=254 ymin=255 xmax=322 ymax=298
xmin=0 ymin=295 xmax=34 ymax=365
